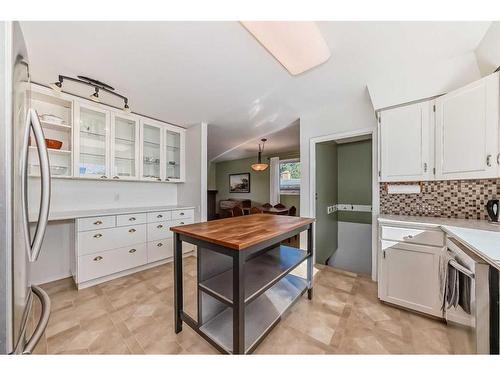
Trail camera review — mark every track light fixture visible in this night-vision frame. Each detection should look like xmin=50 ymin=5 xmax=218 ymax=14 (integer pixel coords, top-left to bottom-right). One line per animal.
xmin=49 ymin=74 xmax=130 ymax=112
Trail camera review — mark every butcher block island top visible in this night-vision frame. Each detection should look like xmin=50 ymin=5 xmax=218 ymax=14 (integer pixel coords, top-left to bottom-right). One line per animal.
xmin=170 ymin=213 xmax=314 ymax=250
xmin=171 ymin=214 xmax=315 ymax=354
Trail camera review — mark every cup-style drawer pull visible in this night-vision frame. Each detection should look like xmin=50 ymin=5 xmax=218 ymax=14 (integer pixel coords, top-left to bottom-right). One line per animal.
xmin=404 ymin=235 xmax=414 ymax=240
xmin=179 ymin=222 xmax=184 ymax=225
xmin=129 ymin=217 xmax=136 ymax=221
xmin=128 ymin=228 xmax=136 ymax=233
xmin=93 ymin=256 xmax=103 ymax=261
xmin=94 ymin=220 xmax=103 ymax=225
xmin=129 ymin=248 xmax=137 ymax=254
xmin=93 ymin=233 xmax=103 ymax=239
xmin=179 ymin=212 xmax=185 ymax=216
xmin=157 ymin=224 xmax=163 ymax=229
xmin=157 ymin=242 xmax=163 ymax=247
xmin=157 ymin=214 xmax=163 ymax=218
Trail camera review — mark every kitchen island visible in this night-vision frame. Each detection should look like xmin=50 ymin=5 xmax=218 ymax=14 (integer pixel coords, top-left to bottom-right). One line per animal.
xmin=170 ymin=214 xmax=315 ymax=354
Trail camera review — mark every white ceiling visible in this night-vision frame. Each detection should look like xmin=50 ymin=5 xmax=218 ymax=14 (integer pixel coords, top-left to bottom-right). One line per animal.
xmin=20 ymin=21 xmax=491 ymax=160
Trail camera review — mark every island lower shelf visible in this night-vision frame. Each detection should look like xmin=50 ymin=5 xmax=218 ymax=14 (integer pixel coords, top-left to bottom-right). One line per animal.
xmin=199 ymin=274 xmax=307 ymax=353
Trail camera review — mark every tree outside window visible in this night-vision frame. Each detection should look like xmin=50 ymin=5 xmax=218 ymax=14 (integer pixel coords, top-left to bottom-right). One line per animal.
xmin=279 ymin=159 xmax=300 ymax=195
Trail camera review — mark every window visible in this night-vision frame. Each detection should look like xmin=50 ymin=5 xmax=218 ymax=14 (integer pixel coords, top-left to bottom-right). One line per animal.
xmin=279 ymin=159 xmax=300 ymax=195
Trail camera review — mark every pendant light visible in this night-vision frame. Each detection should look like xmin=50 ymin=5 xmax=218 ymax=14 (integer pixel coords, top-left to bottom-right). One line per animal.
xmin=251 ymin=138 xmax=269 ymax=171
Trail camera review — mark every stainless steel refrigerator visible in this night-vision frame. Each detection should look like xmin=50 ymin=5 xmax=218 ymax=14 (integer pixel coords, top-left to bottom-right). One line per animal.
xmin=0 ymin=21 xmax=51 ymax=355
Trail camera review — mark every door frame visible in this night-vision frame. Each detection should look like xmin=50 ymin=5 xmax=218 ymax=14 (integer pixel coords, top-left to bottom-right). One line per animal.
xmin=309 ymin=127 xmax=379 ymax=281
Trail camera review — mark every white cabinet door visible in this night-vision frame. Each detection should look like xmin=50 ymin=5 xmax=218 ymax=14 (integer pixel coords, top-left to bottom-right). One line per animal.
xmin=111 ymin=112 xmax=140 ymax=180
xmin=379 ymin=239 xmax=442 ymax=317
xmin=140 ymin=119 xmax=164 ymax=181
xmin=74 ymin=102 xmax=111 ymax=179
xmin=164 ymin=126 xmax=186 ymax=182
xmin=435 ymin=72 xmax=499 ymax=180
xmin=379 ymin=101 xmax=433 ymax=182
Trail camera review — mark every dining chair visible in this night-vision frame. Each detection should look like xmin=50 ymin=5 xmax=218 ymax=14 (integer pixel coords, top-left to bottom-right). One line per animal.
xmin=274 ymin=203 xmax=286 ymax=209
xmin=288 ymin=206 xmax=297 ymax=216
xmin=250 ymin=207 xmax=263 ymax=214
xmin=232 ymin=206 xmax=244 ymax=217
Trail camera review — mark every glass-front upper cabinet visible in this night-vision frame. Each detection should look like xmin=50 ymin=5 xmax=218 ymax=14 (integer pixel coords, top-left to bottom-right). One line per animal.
xmin=74 ymin=103 xmax=110 ymax=178
xmin=140 ymin=119 xmax=163 ymax=181
xmin=164 ymin=127 xmax=185 ymax=182
xmin=111 ymin=113 xmax=139 ymax=180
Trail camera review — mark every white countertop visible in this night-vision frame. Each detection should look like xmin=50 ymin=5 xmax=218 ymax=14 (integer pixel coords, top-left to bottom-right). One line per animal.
xmin=378 ymin=214 xmax=500 ymax=269
xmin=29 ymin=205 xmax=195 ymax=222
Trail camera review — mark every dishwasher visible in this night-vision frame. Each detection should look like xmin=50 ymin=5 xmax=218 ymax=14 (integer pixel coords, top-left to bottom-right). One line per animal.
xmin=445 ymin=237 xmax=499 ymax=354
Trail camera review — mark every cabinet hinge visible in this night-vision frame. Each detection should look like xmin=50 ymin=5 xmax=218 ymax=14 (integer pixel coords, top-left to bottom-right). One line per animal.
xmin=433 ymin=104 xmax=436 ymax=112
xmin=378 ymin=113 xmax=381 ymax=124
xmin=383 ymin=250 xmax=386 ymax=259
xmin=378 ymin=170 xmax=381 ymax=177
xmin=433 ymin=167 xmax=436 ymax=175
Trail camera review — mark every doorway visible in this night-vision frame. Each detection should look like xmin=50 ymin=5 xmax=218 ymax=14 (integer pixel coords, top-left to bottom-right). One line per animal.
xmin=314 ymin=134 xmax=373 ymax=276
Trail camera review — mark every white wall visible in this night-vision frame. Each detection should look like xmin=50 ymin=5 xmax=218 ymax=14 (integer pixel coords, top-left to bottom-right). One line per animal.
xmin=367 ymin=52 xmax=482 ymax=110
xmin=177 ymin=122 xmax=207 ymax=222
xmin=475 ymin=22 xmax=500 ymax=77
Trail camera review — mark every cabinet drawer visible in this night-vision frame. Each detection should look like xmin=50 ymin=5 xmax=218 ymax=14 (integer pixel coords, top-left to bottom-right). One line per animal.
xmin=147 ymin=211 xmax=172 ymax=223
xmin=171 ymin=217 xmax=194 ymax=227
xmin=147 ymin=221 xmax=173 ymax=241
xmin=171 ymin=209 xmax=193 ymax=220
xmin=116 ymin=213 xmax=147 ymax=227
xmin=78 ymin=216 xmax=116 ymax=232
xmin=78 ymin=243 xmax=147 ymax=283
xmin=78 ymin=224 xmax=147 ymax=256
xmin=147 ymin=239 xmax=173 ymax=263
xmin=381 ymin=226 xmax=444 ymax=247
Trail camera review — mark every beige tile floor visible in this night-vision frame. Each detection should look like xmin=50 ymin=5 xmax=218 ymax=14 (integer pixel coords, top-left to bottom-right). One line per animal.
xmin=29 ymin=256 xmax=454 ymax=354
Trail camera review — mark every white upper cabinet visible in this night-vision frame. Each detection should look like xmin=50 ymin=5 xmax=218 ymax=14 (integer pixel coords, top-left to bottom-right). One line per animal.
xmin=379 ymin=100 xmax=433 ymax=182
xmin=164 ymin=127 xmax=185 ymax=182
xmin=435 ymin=72 xmax=499 ymax=180
xmin=140 ymin=119 xmax=164 ymax=181
xmin=111 ymin=113 xmax=140 ymax=180
xmin=74 ymin=102 xmax=111 ymax=179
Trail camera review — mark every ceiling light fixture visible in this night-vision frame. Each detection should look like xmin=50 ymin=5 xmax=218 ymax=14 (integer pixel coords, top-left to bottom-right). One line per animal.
xmin=49 ymin=74 xmax=130 ymax=112
xmin=240 ymin=21 xmax=331 ymax=76
xmin=89 ymin=87 xmax=100 ymax=102
xmin=251 ymin=138 xmax=269 ymax=171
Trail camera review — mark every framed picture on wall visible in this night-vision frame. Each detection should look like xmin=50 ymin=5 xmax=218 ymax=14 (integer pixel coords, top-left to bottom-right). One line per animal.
xmin=229 ymin=173 xmax=250 ymax=193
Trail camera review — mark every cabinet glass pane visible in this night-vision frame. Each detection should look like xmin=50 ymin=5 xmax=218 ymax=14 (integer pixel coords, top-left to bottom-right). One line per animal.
xmin=79 ymin=107 xmax=106 ymax=176
xmin=114 ymin=117 xmax=136 ymax=178
xmin=166 ymin=130 xmax=180 ymax=179
xmin=143 ymin=124 xmax=161 ymax=179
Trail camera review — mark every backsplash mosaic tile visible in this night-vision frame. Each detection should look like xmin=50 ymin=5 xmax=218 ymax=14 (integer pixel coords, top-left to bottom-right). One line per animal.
xmin=379 ymin=179 xmax=500 ymax=220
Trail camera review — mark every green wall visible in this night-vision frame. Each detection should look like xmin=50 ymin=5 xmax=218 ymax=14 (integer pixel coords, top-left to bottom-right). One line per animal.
xmin=214 ymin=152 xmax=300 ymax=215
xmin=337 ymin=140 xmax=372 ymax=224
xmin=315 ymin=141 xmax=338 ymax=265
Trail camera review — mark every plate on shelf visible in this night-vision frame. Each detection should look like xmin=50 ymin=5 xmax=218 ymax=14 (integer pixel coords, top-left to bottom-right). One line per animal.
xmin=40 ymin=114 xmax=65 ymax=124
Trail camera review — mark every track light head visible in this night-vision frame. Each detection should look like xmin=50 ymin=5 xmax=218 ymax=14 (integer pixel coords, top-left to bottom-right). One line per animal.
xmin=49 ymin=81 xmax=62 ymax=92
xmin=123 ymin=99 xmax=131 ymax=113
xmin=89 ymin=87 xmax=100 ymax=102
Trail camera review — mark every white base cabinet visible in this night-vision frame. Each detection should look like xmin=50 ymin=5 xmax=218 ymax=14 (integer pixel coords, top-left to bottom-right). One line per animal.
xmin=74 ymin=208 xmax=194 ymax=289
xmin=378 ymin=224 xmax=445 ymax=318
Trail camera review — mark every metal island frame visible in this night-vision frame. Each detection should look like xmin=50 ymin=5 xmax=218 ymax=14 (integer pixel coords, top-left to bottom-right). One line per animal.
xmin=170 ymin=214 xmax=315 ymax=354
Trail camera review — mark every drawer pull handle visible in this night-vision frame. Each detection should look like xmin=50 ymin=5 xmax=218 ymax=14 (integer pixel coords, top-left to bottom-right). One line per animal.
xmin=94 ymin=220 xmax=103 ymax=225
xmin=113 ymin=176 xmax=120 ymax=179
xmin=179 ymin=212 xmax=184 ymax=216
xmin=128 ymin=228 xmax=136 ymax=233
xmin=157 ymin=243 xmax=163 ymax=247
xmin=93 ymin=233 xmax=103 ymax=239
xmin=157 ymin=224 xmax=163 ymax=229
xmin=179 ymin=222 xmax=184 ymax=225
xmin=129 ymin=249 xmax=137 ymax=254
xmin=404 ymin=235 xmax=414 ymax=240
xmin=157 ymin=214 xmax=163 ymax=218
xmin=129 ymin=217 xmax=136 ymax=221
xmin=93 ymin=256 xmax=103 ymax=261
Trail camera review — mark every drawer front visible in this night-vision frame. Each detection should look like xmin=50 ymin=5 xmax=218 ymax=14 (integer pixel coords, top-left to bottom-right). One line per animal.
xmin=78 ymin=216 xmax=116 ymax=232
xmin=381 ymin=226 xmax=444 ymax=247
xmin=116 ymin=213 xmax=147 ymax=227
xmin=147 ymin=239 xmax=173 ymax=263
xmin=171 ymin=209 xmax=194 ymax=220
xmin=78 ymin=224 xmax=147 ymax=256
xmin=147 ymin=221 xmax=174 ymax=241
xmin=171 ymin=217 xmax=194 ymax=227
xmin=147 ymin=211 xmax=172 ymax=223
xmin=78 ymin=243 xmax=147 ymax=282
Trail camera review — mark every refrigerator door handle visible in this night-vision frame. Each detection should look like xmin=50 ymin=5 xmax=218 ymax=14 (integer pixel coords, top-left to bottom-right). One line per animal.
xmin=22 ymin=285 xmax=51 ymax=354
xmin=21 ymin=108 xmax=51 ymax=262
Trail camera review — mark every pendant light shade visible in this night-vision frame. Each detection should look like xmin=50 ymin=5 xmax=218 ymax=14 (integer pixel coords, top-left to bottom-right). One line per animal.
xmin=251 ymin=138 xmax=269 ymax=171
